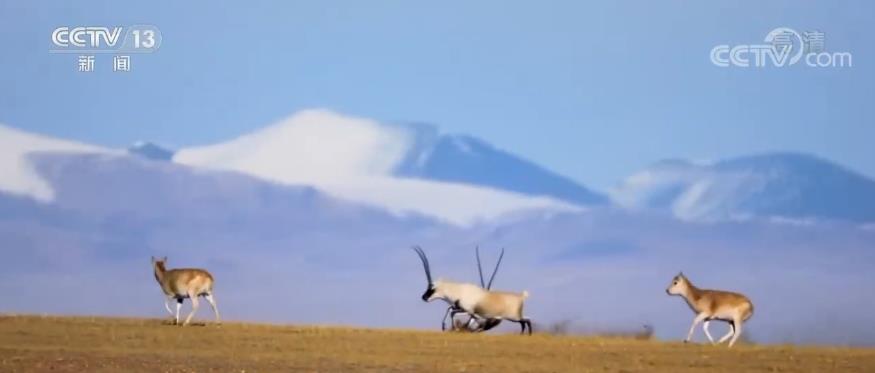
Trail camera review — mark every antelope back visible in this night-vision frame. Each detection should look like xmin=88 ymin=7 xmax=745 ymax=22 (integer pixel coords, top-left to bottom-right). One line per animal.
xmin=435 ymin=281 xmax=486 ymax=308
xmin=163 ymin=269 xmax=214 ymax=297
xmin=696 ymin=290 xmax=752 ymax=315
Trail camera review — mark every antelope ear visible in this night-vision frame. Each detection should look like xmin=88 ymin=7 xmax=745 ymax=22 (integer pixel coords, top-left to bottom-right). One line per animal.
xmin=151 ymin=256 xmax=155 ymax=263
xmin=162 ymin=256 xmax=168 ymax=262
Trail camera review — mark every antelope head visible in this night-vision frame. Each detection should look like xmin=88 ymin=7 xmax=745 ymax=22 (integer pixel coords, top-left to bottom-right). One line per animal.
xmin=412 ymin=246 xmax=440 ymax=302
xmin=151 ymin=256 xmax=168 ymax=272
xmin=666 ymin=272 xmax=690 ymax=296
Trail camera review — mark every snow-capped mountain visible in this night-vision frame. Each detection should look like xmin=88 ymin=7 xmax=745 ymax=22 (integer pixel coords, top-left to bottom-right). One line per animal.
xmin=0 ymin=124 xmax=117 ymax=202
xmin=5 ymin=112 xmax=875 ymax=225
xmin=394 ymin=129 xmax=607 ymax=206
xmin=2 ymin=117 xmax=875 ymax=344
xmin=0 ymin=111 xmax=605 ymax=226
xmin=174 ymin=110 xmax=590 ymax=225
xmin=612 ymin=153 xmax=875 ymax=223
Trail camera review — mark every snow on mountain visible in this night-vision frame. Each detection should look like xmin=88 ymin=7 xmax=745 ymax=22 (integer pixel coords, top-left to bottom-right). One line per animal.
xmin=612 ymin=153 xmax=875 ymax=223
xmin=3 ymin=123 xmax=875 ymax=344
xmin=176 ymin=110 xmax=411 ymax=184
xmin=0 ymin=124 xmax=116 ymax=202
xmin=395 ymin=130 xmax=607 ymax=206
xmin=174 ymin=109 xmax=582 ymax=225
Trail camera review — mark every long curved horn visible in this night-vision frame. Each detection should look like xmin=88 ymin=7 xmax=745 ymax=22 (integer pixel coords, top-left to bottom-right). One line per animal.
xmin=476 ymin=246 xmax=485 ymax=288
xmin=412 ymin=246 xmax=432 ymax=284
xmin=486 ymin=247 xmax=504 ymax=289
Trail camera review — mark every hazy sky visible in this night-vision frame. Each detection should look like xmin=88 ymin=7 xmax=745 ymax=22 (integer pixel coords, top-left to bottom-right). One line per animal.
xmin=0 ymin=1 xmax=872 ymax=189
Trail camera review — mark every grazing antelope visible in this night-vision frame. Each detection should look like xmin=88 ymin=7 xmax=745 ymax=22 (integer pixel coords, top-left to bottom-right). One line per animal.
xmin=665 ymin=272 xmax=753 ymax=347
xmin=413 ymin=246 xmax=532 ymax=335
xmin=151 ymin=256 xmax=220 ymax=326
xmin=442 ymin=246 xmax=504 ymax=332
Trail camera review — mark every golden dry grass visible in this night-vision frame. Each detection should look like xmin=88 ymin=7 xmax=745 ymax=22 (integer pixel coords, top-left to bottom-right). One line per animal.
xmin=1 ymin=315 xmax=873 ymax=372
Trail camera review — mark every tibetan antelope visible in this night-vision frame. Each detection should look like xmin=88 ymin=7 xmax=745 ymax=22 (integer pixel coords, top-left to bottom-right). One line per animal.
xmin=666 ymin=272 xmax=753 ymax=347
xmin=151 ymin=256 xmax=220 ymax=326
xmin=443 ymin=246 xmax=504 ymax=332
xmin=413 ymin=246 xmax=532 ymax=335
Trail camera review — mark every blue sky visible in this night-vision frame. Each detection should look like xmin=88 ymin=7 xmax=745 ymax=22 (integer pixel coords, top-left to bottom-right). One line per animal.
xmin=0 ymin=1 xmax=872 ymax=189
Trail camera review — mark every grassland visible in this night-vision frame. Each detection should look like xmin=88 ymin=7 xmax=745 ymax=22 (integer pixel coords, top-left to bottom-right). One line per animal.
xmin=1 ymin=315 xmax=873 ymax=372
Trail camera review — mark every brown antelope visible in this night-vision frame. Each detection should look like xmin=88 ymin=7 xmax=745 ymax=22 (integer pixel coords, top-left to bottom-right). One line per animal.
xmin=151 ymin=256 xmax=220 ymax=326
xmin=666 ymin=272 xmax=753 ymax=347
xmin=413 ymin=246 xmax=532 ymax=334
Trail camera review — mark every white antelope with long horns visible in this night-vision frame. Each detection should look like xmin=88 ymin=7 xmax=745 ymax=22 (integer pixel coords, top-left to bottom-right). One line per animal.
xmin=442 ymin=246 xmax=504 ymax=332
xmin=666 ymin=272 xmax=754 ymax=347
xmin=413 ymin=246 xmax=532 ymax=334
xmin=152 ymin=256 xmax=220 ymax=326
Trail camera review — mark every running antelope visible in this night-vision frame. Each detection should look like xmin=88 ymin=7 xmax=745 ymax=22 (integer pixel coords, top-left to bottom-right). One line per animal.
xmin=151 ymin=256 xmax=220 ymax=326
xmin=413 ymin=246 xmax=532 ymax=334
xmin=443 ymin=246 xmax=504 ymax=332
xmin=666 ymin=272 xmax=753 ymax=347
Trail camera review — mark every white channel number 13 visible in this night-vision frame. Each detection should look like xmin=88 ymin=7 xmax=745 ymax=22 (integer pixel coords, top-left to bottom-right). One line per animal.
xmin=132 ymin=29 xmax=156 ymax=49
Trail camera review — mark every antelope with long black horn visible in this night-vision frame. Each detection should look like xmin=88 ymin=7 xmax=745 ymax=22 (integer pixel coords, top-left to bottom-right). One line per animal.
xmin=442 ymin=246 xmax=504 ymax=332
xmin=152 ymin=256 xmax=220 ymax=326
xmin=413 ymin=246 xmax=532 ymax=335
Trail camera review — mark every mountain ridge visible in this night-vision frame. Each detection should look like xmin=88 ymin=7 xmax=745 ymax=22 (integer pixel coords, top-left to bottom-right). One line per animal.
xmin=612 ymin=151 xmax=875 ymax=223
xmin=3 ymin=114 xmax=875 ymax=224
xmin=172 ymin=110 xmax=588 ymax=225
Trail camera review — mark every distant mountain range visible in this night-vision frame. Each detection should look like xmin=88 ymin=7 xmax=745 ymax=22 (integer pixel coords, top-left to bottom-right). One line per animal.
xmin=394 ymin=130 xmax=607 ymax=206
xmin=172 ymin=110 xmax=588 ymax=225
xmin=1 ymin=112 xmax=875 ymax=345
xmin=4 ymin=112 xmax=874 ymax=224
xmin=612 ymin=153 xmax=875 ymax=223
